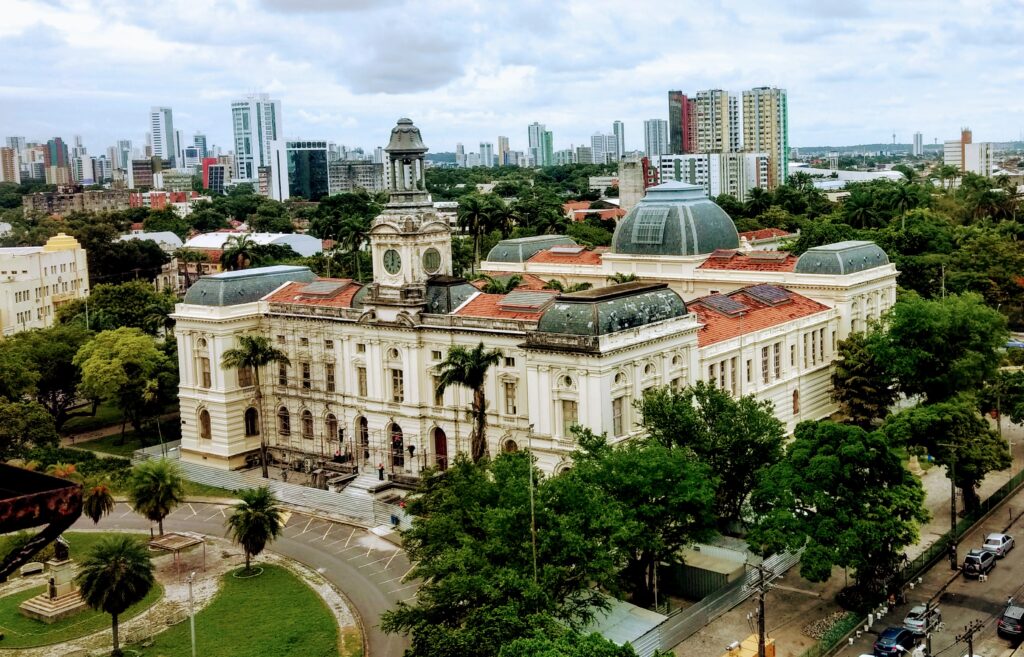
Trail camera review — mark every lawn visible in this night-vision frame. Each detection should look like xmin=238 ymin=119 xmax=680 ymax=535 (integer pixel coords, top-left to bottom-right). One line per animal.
xmin=60 ymin=402 xmax=123 ymax=435
xmin=133 ymin=565 xmax=339 ymax=657
xmin=74 ymin=417 xmax=182 ymax=458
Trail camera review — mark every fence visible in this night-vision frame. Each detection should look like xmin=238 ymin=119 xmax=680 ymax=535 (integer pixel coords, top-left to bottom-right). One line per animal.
xmin=132 ymin=441 xmax=412 ymax=530
xmin=629 ymin=550 xmax=801 ymax=657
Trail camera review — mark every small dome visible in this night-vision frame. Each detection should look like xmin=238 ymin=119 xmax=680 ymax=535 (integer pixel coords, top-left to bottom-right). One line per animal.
xmin=385 ymin=118 xmax=428 ymax=154
xmin=795 ymin=240 xmax=890 ymax=275
xmin=485 ymin=235 xmax=577 ymax=263
xmin=537 ymin=282 xmax=687 ymax=336
xmin=611 ymin=181 xmax=739 ymax=256
xmin=42 ymin=232 xmax=82 ymax=252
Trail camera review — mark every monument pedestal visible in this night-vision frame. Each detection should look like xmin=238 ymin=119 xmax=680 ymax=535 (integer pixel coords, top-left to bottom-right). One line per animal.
xmin=19 ymin=559 xmax=87 ymax=623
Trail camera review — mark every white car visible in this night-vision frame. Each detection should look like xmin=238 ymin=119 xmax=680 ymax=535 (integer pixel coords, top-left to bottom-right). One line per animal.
xmin=984 ymin=532 xmax=1015 ymax=558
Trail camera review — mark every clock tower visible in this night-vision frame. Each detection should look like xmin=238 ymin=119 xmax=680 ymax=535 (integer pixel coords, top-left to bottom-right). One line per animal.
xmin=367 ymin=118 xmax=453 ymax=322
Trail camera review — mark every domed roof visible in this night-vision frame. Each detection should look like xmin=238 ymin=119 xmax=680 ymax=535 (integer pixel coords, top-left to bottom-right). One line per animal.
xmin=611 ymin=181 xmax=739 ymax=256
xmin=486 ymin=235 xmax=577 ymax=263
xmin=385 ymin=118 xmax=428 ymax=154
xmin=536 ymin=282 xmax=687 ymax=336
xmin=794 ymin=240 xmax=890 ymax=275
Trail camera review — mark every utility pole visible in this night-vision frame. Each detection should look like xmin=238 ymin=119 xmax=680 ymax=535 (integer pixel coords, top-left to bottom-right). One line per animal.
xmin=187 ymin=570 xmax=197 ymax=657
xmin=939 ymin=442 xmax=959 ymax=570
xmin=956 ymin=619 xmax=983 ymax=657
xmin=751 ymin=563 xmax=775 ymax=657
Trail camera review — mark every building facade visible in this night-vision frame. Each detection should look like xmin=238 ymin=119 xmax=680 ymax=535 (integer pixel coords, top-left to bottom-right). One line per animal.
xmin=150 ymin=107 xmax=175 ymax=167
xmin=667 ymin=91 xmax=696 ymax=154
xmin=232 ymin=93 xmax=283 ymax=181
xmin=694 ymin=89 xmax=739 ymax=153
xmin=741 ymin=87 xmax=788 ymax=189
xmin=270 ymin=140 xmax=330 ymax=201
xmin=0 ymin=234 xmax=89 ymax=336
xmin=23 ymin=188 xmax=130 ymax=217
xmin=912 ymin=132 xmax=923 ymax=157
xmin=656 ymin=153 xmax=769 ymax=201
xmin=0 ymin=148 xmax=19 ymax=183
xmin=644 ymin=119 xmax=669 ymax=157
xmin=328 ymin=161 xmax=386 ymax=194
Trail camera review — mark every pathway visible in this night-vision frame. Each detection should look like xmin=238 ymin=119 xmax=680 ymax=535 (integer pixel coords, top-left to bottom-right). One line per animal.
xmin=75 ymin=501 xmax=414 ymax=657
xmin=61 ymin=412 xmax=179 ymax=447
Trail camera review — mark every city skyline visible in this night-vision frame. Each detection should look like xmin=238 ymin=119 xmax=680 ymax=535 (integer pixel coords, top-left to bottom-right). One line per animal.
xmin=1 ymin=0 xmax=1021 ymax=154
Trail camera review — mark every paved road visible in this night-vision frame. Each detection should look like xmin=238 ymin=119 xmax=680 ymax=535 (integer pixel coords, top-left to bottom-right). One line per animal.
xmin=846 ymin=484 xmax=1024 ymax=657
xmin=74 ymin=501 xmax=414 ymax=657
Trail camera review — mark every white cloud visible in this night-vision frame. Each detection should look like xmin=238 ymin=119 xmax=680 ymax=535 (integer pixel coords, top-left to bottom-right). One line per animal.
xmin=0 ymin=0 xmax=1021 ymax=154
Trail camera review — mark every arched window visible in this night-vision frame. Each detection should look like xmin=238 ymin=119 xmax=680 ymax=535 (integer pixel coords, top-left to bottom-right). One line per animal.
xmin=357 ymin=416 xmax=369 ymax=460
xmin=302 ymin=410 xmax=314 ymax=439
xmin=390 ymin=423 xmax=404 ymax=468
xmin=503 ymin=439 xmax=518 ymax=453
xmin=199 ymin=409 xmax=211 ymax=440
xmin=278 ymin=407 xmax=291 ymax=435
xmin=433 ymin=427 xmax=448 ymax=471
xmin=244 ymin=408 xmax=259 ymax=436
xmin=326 ymin=414 xmax=338 ymax=441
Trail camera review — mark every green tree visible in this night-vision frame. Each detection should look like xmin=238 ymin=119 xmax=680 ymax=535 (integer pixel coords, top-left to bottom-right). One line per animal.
xmin=606 ymin=272 xmax=638 ymax=284
xmin=220 ymin=233 xmax=261 ymax=271
xmin=748 ymin=421 xmax=928 ymax=592
xmin=4 ymin=324 xmax=93 ymax=430
xmin=309 ymin=189 xmax=383 ymax=242
xmin=82 ymin=480 xmax=116 ymax=524
xmin=58 ymin=281 xmax=175 ymax=335
xmin=874 ymin=292 xmax=1007 ymax=403
xmin=499 ymin=630 xmax=639 ymax=657
xmin=745 ymin=187 xmax=773 ymax=216
xmin=248 ymin=200 xmax=294 ymax=233
xmin=75 ymin=535 xmax=155 ymax=657
xmin=0 ymin=343 xmax=38 ymax=400
xmin=457 ymin=194 xmax=494 ymax=273
xmin=478 ymin=274 xmax=523 ymax=294
xmin=0 ymin=399 xmax=59 ymax=462
xmin=220 ymin=334 xmax=290 ymax=478
xmin=831 ymin=331 xmax=897 ymax=429
xmin=542 ymin=280 xmax=592 ymax=293
xmin=635 ymin=383 xmax=785 ymax=530
xmin=142 ymin=207 xmax=189 ymax=239
xmin=227 ymin=486 xmax=284 ymax=572
xmin=381 ymin=452 xmax=621 ymax=657
xmin=783 ymin=217 xmax=859 ymax=255
xmin=127 ymin=458 xmax=185 ymax=535
xmin=175 ymin=248 xmax=207 ymax=290
xmin=979 ymin=369 xmax=1024 ymax=425
xmin=884 ymin=397 xmax=1011 ymax=511
xmin=435 ymin=343 xmax=502 ymax=463
xmin=569 ymin=429 xmax=716 ymax=607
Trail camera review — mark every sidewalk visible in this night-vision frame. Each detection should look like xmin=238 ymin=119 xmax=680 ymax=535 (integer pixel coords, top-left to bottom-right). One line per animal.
xmin=672 ymin=420 xmax=1024 ymax=657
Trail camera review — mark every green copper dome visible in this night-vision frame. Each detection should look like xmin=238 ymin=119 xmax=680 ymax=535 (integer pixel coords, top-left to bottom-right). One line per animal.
xmin=611 ymin=181 xmax=739 ymax=256
xmin=486 ymin=235 xmax=578 ymax=263
xmin=183 ymin=265 xmax=315 ymax=306
xmin=795 ymin=241 xmax=890 ymax=275
xmin=536 ymin=282 xmax=687 ymax=336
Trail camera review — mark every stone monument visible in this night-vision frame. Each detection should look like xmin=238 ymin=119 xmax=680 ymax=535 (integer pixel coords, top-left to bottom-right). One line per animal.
xmin=19 ymin=537 xmax=88 ymax=623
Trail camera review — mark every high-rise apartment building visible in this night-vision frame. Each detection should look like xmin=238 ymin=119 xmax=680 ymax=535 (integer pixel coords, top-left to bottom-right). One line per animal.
xmin=194 ymin=133 xmax=208 ymax=159
xmin=590 ymin=133 xmax=617 ymax=165
xmin=612 ymin=121 xmax=625 ymax=161
xmin=668 ymin=91 xmax=696 ymax=154
xmin=480 ymin=142 xmax=495 ymax=168
xmin=150 ymin=107 xmax=176 ymax=166
xmin=0 ymin=148 xmax=20 ymax=183
xmin=115 ymin=140 xmax=132 ymax=170
xmin=455 ymin=143 xmax=465 ymax=168
xmin=741 ymin=86 xmax=788 ymax=188
xmin=912 ymin=132 xmax=923 ymax=157
xmin=527 ymin=123 xmax=554 ymax=167
xmin=694 ymin=89 xmax=739 ymax=154
xmin=231 ymin=93 xmax=282 ymax=181
xmin=497 ymin=136 xmax=510 ymax=165
xmin=656 ymin=152 xmax=769 ymax=201
xmin=643 ymin=119 xmax=669 ymax=157
xmin=944 ymin=128 xmax=974 ymax=172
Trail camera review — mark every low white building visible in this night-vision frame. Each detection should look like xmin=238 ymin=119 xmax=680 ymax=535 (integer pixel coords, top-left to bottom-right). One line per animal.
xmin=0 ymin=233 xmax=89 ymax=336
xmin=657 ymin=154 xmax=769 ymax=201
xmin=182 ymin=231 xmax=323 ymax=258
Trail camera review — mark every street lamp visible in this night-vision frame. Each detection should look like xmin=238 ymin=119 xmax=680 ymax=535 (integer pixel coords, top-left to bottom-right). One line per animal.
xmin=187 ymin=570 xmax=197 ymax=657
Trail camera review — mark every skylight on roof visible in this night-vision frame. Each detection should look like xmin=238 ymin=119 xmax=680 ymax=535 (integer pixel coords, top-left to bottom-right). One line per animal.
xmin=744 ymin=284 xmax=791 ymax=306
xmin=749 ymin=251 xmax=789 ymax=261
xmin=549 ymin=246 xmax=586 ymax=255
xmin=299 ymin=281 xmax=346 ymax=297
xmin=701 ymin=294 xmax=748 ymax=316
xmin=631 ymin=207 xmax=670 ymax=245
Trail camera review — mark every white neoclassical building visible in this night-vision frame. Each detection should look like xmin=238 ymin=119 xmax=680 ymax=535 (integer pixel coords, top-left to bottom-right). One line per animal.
xmin=0 ymin=233 xmax=89 ymax=336
xmin=172 ymin=119 xmax=897 ymax=477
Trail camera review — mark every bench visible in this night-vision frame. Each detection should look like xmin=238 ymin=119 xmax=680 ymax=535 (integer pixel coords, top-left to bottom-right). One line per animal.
xmin=20 ymin=562 xmax=44 ymax=577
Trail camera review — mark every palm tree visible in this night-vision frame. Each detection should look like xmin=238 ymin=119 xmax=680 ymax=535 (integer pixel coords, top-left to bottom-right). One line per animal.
xmin=435 ymin=343 xmax=502 ymax=463
xmin=485 ymin=197 xmax=518 ymax=238
xmin=479 ymin=274 xmax=522 ymax=294
xmin=83 ymin=480 xmax=116 ymax=524
xmin=227 ymin=486 xmax=284 ymax=573
xmin=46 ymin=462 xmax=83 ymax=483
xmin=175 ymin=248 xmax=207 ymax=290
xmin=457 ymin=194 xmax=492 ymax=274
xmin=843 ymin=190 xmax=876 ymax=229
xmin=221 ymin=334 xmax=290 ymax=478
xmin=607 ymin=272 xmax=638 ymax=284
xmin=336 ymin=214 xmax=372 ymax=280
xmin=127 ymin=458 xmax=185 ymax=535
xmin=220 ymin=234 xmax=261 ymax=271
xmin=75 ymin=535 xmax=155 ymax=657
xmin=543 ymin=279 xmax=593 ymax=293
xmin=745 ymin=187 xmax=773 ymax=216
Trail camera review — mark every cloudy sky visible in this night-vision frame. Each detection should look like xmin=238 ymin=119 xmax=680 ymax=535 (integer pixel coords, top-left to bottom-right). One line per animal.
xmin=1 ymin=0 xmax=1021 ymax=156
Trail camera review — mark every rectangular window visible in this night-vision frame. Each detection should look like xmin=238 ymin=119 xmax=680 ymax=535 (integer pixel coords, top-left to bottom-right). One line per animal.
xmin=719 ymin=359 xmax=726 ymax=389
xmin=819 ymin=328 xmax=826 ymax=362
xmin=199 ymin=357 xmax=211 ymax=388
xmin=433 ymin=376 xmax=443 ymax=406
xmin=276 ymin=335 xmax=285 ymax=344
xmin=671 ymin=377 xmax=682 ymax=390
xmin=731 ymin=357 xmax=738 ymax=395
xmin=238 ymin=365 xmax=253 ymax=388
xmin=391 ymin=368 xmax=404 ymax=402
xmin=790 ymin=344 xmax=796 ymax=367
xmin=761 ymin=347 xmax=770 ymax=384
xmin=746 ymin=359 xmax=752 ymax=383
xmin=504 ymin=381 xmax=517 ymax=415
xmin=504 ymin=356 xmax=516 ymax=367
xmin=301 ymin=362 xmax=311 ymax=389
xmin=278 ymin=362 xmax=288 ymax=386
xmin=300 ymin=337 xmax=309 ymax=346
xmin=325 ymin=363 xmax=335 ymax=392
xmin=325 ymin=339 xmax=334 ymax=349
xmin=804 ymin=333 xmax=810 ymax=368
xmin=357 ymin=367 xmax=367 ymax=397
xmin=773 ymin=342 xmax=781 ymax=379
xmin=431 ymin=350 xmax=442 ymax=361
xmin=832 ymin=330 xmax=837 ymax=351
xmin=811 ymin=331 xmax=818 ymax=366
xmin=708 ymin=363 xmax=716 ymax=384
xmin=612 ymin=397 xmax=624 ymax=437
xmin=561 ymin=400 xmax=578 ymax=437
xmin=356 ymin=343 xmax=366 ymax=353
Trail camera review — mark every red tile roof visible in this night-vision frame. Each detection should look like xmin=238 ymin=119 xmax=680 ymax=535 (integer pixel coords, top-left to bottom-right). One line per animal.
xmin=689 ymin=287 xmax=831 ymax=347
xmin=472 ymin=273 xmax=550 ymax=291
xmin=454 ymin=291 xmax=557 ymax=320
xmin=527 ymin=247 xmax=605 ymax=265
xmin=569 ymin=208 xmax=626 ymax=222
xmin=698 ymin=250 xmax=798 ymax=272
xmin=264 ymin=279 xmax=362 ymax=308
xmin=739 ymin=228 xmax=795 ymax=241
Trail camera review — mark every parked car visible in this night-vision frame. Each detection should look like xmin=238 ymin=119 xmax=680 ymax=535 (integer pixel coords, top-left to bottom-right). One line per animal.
xmin=873 ymin=627 xmax=918 ymax=657
xmin=962 ymin=549 xmax=996 ymax=578
xmin=998 ymin=603 xmax=1024 ymax=639
xmin=984 ymin=533 xmax=1015 ymax=558
xmin=903 ymin=604 xmax=941 ymax=635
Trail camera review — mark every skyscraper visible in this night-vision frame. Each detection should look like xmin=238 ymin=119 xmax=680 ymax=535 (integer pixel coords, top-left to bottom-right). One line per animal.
xmin=150 ymin=107 xmax=176 ymax=166
xmin=480 ymin=142 xmax=495 ymax=168
xmin=231 ymin=93 xmax=282 ymax=181
xmin=741 ymin=86 xmax=788 ymax=188
xmin=528 ymin=122 xmax=545 ymax=166
xmin=667 ymin=91 xmax=696 ymax=154
xmin=590 ymin=133 xmax=617 ymax=165
xmin=455 ymin=143 xmax=465 ymax=167
xmin=497 ymin=136 xmax=509 ymax=165
xmin=612 ymin=121 xmax=625 ymax=160
xmin=269 ymin=140 xmax=330 ymax=201
xmin=694 ymin=90 xmax=739 ymax=154
xmin=912 ymin=132 xmax=923 ymax=157
xmin=643 ymin=119 xmax=669 ymax=157
xmin=115 ymin=139 xmax=132 ymax=170
xmin=0 ymin=148 xmax=20 ymax=183
xmin=541 ymin=129 xmax=554 ymax=167
xmin=194 ymin=133 xmax=208 ymax=159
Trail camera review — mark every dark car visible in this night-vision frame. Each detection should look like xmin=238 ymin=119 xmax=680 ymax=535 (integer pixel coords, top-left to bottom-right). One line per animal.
xmin=873 ymin=627 xmax=917 ymax=657
xmin=962 ymin=549 xmax=996 ymax=578
xmin=998 ymin=604 xmax=1024 ymax=639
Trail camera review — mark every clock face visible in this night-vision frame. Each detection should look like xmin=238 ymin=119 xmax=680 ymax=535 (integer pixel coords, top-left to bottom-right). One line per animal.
xmin=383 ymin=249 xmax=402 ymax=275
xmin=422 ymin=247 xmax=441 ymax=274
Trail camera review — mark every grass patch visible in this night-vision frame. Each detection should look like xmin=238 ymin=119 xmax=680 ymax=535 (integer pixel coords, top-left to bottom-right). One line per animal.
xmin=340 ymin=627 xmax=363 ymax=657
xmin=0 ymin=577 xmax=162 ymax=649
xmin=184 ymin=481 xmax=237 ymax=499
xmin=60 ymin=402 xmax=123 ymax=436
xmin=133 ymin=564 xmax=338 ymax=657
xmin=74 ymin=418 xmax=182 ymax=459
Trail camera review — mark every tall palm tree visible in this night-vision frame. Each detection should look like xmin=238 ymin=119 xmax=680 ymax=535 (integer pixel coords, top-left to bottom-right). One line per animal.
xmin=127 ymin=458 xmax=185 ymax=535
xmin=607 ymin=272 xmax=638 ymax=284
xmin=227 ymin=486 xmax=284 ymax=573
xmin=543 ymin=279 xmax=593 ymax=293
xmin=485 ymin=197 xmax=518 ymax=238
xmin=435 ymin=343 xmax=502 ymax=463
xmin=221 ymin=334 xmax=290 ymax=478
xmin=75 ymin=535 xmax=155 ymax=657
xmin=457 ymin=194 xmax=492 ymax=274
xmin=175 ymin=248 xmax=207 ymax=290
xmin=479 ymin=274 xmax=522 ymax=294
xmin=83 ymin=480 xmax=116 ymax=524
xmin=745 ymin=187 xmax=773 ymax=216
xmin=337 ymin=214 xmax=372 ymax=280
xmin=843 ymin=190 xmax=876 ymax=229
xmin=220 ymin=234 xmax=261 ymax=271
